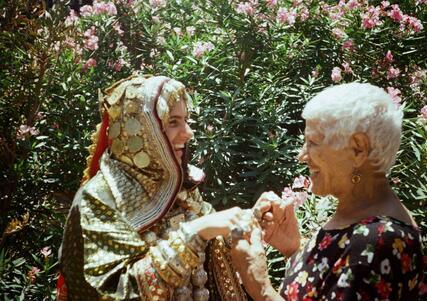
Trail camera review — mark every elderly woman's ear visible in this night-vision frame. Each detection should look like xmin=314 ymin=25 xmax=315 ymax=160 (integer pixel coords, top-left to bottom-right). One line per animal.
xmin=350 ymin=132 xmax=370 ymax=168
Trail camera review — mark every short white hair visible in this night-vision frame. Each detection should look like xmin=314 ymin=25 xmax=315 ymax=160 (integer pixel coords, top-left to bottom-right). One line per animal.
xmin=302 ymin=82 xmax=403 ymax=173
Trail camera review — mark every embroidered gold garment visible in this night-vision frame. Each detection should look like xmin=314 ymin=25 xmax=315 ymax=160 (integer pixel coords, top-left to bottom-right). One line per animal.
xmin=58 ymin=75 xmax=247 ymax=301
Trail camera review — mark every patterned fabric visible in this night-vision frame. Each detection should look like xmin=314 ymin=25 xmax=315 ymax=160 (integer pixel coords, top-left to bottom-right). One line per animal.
xmin=280 ymin=216 xmax=424 ymax=301
xmin=58 ymin=75 xmax=247 ymax=300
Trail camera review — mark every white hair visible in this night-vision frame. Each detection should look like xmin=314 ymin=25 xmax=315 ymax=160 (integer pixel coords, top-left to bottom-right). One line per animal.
xmin=302 ymin=82 xmax=403 ymax=173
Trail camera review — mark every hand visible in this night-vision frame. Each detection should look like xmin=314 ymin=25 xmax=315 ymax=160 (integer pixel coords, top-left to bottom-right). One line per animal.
xmin=230 ymin=228 xmax=283 ymax=301
xmin=253 ymin=191 xmax=301 ymax=257
xmin=188 ymin=207 xmax=244 ymax=241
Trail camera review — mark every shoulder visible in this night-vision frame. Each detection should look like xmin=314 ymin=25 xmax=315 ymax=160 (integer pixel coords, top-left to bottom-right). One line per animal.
xmin=346 ymin=216 xmax=423 ymax=269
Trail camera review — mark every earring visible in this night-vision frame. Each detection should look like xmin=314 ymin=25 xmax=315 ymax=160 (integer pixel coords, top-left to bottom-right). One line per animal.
xmin=351 ymin=169 xmax=361 ymax=184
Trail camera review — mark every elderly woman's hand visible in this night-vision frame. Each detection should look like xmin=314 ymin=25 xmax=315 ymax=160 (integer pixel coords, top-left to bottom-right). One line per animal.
xmin=253 ymin=191 xmax=301 ymax=258
xmin=230 ymin=228 xmax=283 ymax=301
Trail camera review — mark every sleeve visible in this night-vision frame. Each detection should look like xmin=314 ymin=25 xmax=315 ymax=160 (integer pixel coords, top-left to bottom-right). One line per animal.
xmin=79 ymin=192 xmax=206 ymax=301
xmin=321 ymin=222 xmax=424 ymax=301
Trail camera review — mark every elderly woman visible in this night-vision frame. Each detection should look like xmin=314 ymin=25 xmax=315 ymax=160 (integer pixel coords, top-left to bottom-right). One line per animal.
xmin=57 ymin=75 xmax=248 ymax=301
xmin=230 ymin=83 xmax=424 ymax=300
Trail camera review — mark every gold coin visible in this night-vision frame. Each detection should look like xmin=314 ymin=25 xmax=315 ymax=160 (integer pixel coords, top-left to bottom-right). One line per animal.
xmin=133 ymin=151 xmax=150 ymax=168
xmin=108 ymin=122 xmax=121 ymax=139
xmin=111 ymin=139 xmax=124 ymax=156
xmin=125 ymin=100 xmax=139 ymax=114
xmin=127 ymin=136 xmax=143 ymax=153
xmin=124 ymin=118 xmax=142 ymax=135
xmin=108 ymin=105 xmax=121 ymax=120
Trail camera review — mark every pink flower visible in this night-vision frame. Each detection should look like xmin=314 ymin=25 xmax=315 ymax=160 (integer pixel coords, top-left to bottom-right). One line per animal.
xmin=332 ymin=28 xmax=345 ymax=39
xmin=40 ymin=246 xmax=52 ymax=257
xmin=27 ymin=266 xmax=40 ymax=283
xmin=80 ymin=5 xmax=93 ymax=17
xmin=186 ymin=26 xmax=196 ymax=36
xmin=93 ymin=2 xmax=117 ymax=15
xmin=381 ymin=1 xmax=390 ymax=9
xmin=386 ymin=87 xmax=402 ymax=107
xmin=113 ymin=22 xmax=124 ymax=36
xmin=342 ymin=39 xmax=354 ymax=51
xmin=311 ymin=69 xmax=319 ymax=78
xmin=292 ymin=175 xmax=310 ymax=189
xmin=285 ymin=282 xmax=300 ymax=301
xmin=387 ymin=66 xmax=400 ymax=79
xmin=83 ymin=26 xmax=99 ymax=51
xmin=16 ymin=125 xmax=39 ymax=140
xmin=277 ymin=7 xmax=297 ymax=26
xmin=83 ymin=58 xmax=97 ymax=70
xmin=265 ymin=0 xmax=277 ymax=8
xmin=361 ymin=6 xmax=382 ymax=29
xmin=387 ymin=4 xmax=403 ymax=22
xmin=420 ymin=105 xmax=427 ymax=119
xmin=342 ymin=61 xmax=353 ymax=74
xmin=331 ymin=67 xmax=342 ymax=82
xmin=113 ymin=58 xmax=126 ymax=72
xmin=236 ymin=2 xmax=256 ymax=16
xmin=346 ymin=0 xmax=359 ymax=10
xmin=65 ymin=9 xmax=78 ymax=26
xmin=401 ymin=15 xmax=423 ymax=33
xmin=299 ymin=6 xmax=309 ymax=22
xmin=416 ymin=0 xmax=427 ymax=5
xmin=192 ymin=41 xmax=214 ymax=58
xmin=385 ymin=50 xmax=394 ymax=63
xmin=149 ymin=0 xmax=166 ymax=9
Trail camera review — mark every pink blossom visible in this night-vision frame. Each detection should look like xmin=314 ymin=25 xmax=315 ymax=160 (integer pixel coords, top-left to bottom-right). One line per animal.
xmin=385 ymin=50 xmax=394 ymax=63
xmin=401 ymin=15 xmax=423 ymax=33
xmin=186 ymin=26 xmax=196 ymax=36
xmin=361 ymin=6 xmax=382 ymax=29
xmin=265 ymin=0 xmax=277 ymax=8
xmin=299 ymin=6 xmax=309 ymax=21
xmin=331 ymin=67 xmax=342 ymax=82
xmin=149 ymin=0 xmax=166 ymax=9
xmin=236 ymin=2 xmax=256 ymax=16
xmin=113 ymin=22 xmax=124 ymax=36
xmin=27 ymin=266 xmax=40 ymax=283
xmin=387 ymin=4 xmax=403 ymax=22
xmin=408 ymin=68 xmax=426 ymax=87
xmin=65 ymin=9 xmax=78 ymax=26
xmin=311 ymin=69 xmax=319 ymax=78
xmin=281 ymin=187 xmax=308 ymax=207
xmin=342 ymin=61 xmax=353 ymax=74
xmin=416 ymin=0 xmax=427 ymax=5
xmin=420 ymin=105 xmax=427 ymax=119
xmin=292 ymin=175 xmax=310 ymax=189
xmin=386 ymin=87 xmax=402 ymax=107
xmin=192 ymin=41 xmax=214 ymax=58
xmin=83 ymin=26 xmax=99 ymax=51
xmin=16 ymin=125 xmax=39 ymax=140
xmin=346 ymin=0 xmax=359 ymax=10
xmin=40 ymin=246 xmax=52 ymax=257
xmin=387 ymin=66 xmax=400 ymax=79
xmin=113 ymin=58 xmax=127 ymax=72
xmin=83 ymin=58 xmax=97 ymax=70
xmin=80 ymin=5 xmax=93 ymax=17
xmin=381 ymin=1 xmax=390 ymax=9
xmin=277 ymin=7 xmax=297 ymax=26
xmin=292 ymin=0 xmax=303 ymax=7
xmin=93 ymin=2 xmax=117 ymax=15
xmin=332 ymin=28 xmax=345 ymax=39
xmin=342 ymin=39 xmax=354 ymax=51
xmin=35 ymin=112 xmax=44 ymax=121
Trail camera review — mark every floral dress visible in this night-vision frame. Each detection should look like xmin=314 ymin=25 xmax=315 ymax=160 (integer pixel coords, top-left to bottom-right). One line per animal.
xmin=280 ymin=216 xmax=424 ymax=301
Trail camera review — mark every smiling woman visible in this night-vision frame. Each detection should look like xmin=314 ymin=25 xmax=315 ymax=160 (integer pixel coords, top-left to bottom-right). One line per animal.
xmin=57 ymin=75 xmax=249 ymax=301
xmin=230 ymin=82 xmax=424 ymax=301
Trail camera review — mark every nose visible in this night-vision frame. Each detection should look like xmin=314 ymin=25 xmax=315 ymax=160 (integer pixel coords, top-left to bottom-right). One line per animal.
xmin=183 ymin=122 xmax=194 ymax=141
xmin=297 ymin=143 xmax=308 ymax=163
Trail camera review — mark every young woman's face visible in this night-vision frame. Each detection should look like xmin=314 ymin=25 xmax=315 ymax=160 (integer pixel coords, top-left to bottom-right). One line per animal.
xmin=164 ymin=100 xmax=194 ymax=164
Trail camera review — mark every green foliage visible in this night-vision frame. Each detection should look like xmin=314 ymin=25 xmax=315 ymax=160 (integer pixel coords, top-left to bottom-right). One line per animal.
xmin=0 ymin=0 xmax=426 ymax=298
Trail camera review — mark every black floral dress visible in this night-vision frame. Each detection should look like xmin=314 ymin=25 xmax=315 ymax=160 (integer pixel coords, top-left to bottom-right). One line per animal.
xmin=280 ymin=216 xmax=424 ymax=301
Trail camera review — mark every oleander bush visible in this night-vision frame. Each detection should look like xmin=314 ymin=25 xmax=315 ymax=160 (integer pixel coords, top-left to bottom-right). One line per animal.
xmin=0 ymin=0 xmax=426 ymax=299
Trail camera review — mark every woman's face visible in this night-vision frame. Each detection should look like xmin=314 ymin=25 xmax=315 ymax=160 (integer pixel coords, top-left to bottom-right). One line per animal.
xmin=164 ymin=100 xmax=194 ymax=164
xmin=298 ymin=120 xmax=354 ymax=198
